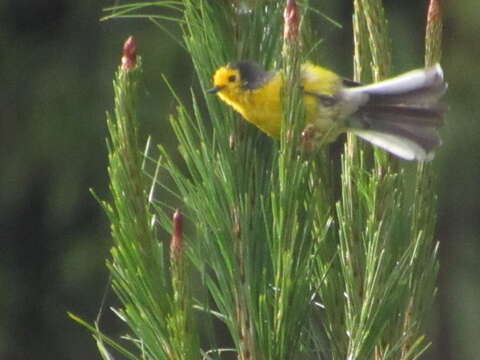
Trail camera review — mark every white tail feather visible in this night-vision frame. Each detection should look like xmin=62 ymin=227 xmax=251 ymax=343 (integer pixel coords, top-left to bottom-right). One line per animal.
xmin=346 ymin=64 xmax=444 ymax=98
xmin=342 ymin=64 xmax=447 ymax=160
xmin=352 ymin=130 xmax=434 ymax=161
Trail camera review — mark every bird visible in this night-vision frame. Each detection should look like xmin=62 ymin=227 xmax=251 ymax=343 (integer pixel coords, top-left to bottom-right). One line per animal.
xmin=207 ymin=61 xmax=447 ymax=160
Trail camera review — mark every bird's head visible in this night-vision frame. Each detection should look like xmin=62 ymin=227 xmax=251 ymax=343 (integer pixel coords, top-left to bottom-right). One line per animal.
xmin=208 ymin=65 xmax=243 ymax=97
xmin=207 ymin=61 xmax=272 ymax=100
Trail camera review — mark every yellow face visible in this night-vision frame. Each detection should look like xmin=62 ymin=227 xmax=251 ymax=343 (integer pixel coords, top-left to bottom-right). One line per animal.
xmin=208 ymin=61 xmax=283 ymax=137
xmin=209 ymin=66 xmax=244 ymax=100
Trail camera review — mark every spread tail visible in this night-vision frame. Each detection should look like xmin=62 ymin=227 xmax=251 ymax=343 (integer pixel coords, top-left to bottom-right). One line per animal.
xmin=343 ymin=64 xmax=447 ymax=160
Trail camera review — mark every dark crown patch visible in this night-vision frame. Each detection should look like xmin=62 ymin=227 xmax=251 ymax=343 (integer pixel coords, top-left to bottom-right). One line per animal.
xmin=232 ymin=61 xmax=273 ymax=90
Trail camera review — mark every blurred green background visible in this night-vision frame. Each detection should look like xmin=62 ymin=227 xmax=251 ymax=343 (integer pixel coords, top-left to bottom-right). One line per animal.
xmin=1 ymin=1 xmax=479 ymax=359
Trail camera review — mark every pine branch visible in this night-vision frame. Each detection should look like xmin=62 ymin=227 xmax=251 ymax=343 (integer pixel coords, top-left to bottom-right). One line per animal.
xmin=318 ymin=1 xmax=441 ymax=359
xmin=406 ymin=1 xmax=443 ymax=356
xmin=163 ymin=1 xmax=333 ymax=359
xmin=98 ymin=36 xmax=198 ymax=360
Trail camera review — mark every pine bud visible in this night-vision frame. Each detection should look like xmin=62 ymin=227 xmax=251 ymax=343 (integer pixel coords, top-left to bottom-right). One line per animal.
xmin=170 ymin=209 xmax=183 ymax=259
xmin=283 ymin=0 xmax=299 ymax=43
xmin=427 ymin=0 xmax=441 ymax=26
xmin=425 ymin=0 xmax=442 ymax=65
xmin=121 ymin=36 xmax=137 ymax=71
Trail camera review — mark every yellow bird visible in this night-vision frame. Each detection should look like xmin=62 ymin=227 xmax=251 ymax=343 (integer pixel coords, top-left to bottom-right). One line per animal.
xmin=208 ymin=61 xmax=447 ymax=160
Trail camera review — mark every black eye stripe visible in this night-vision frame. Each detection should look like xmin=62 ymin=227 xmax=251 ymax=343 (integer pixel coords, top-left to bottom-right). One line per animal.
xmin=228 ymin=75 xmax=236 ymax=82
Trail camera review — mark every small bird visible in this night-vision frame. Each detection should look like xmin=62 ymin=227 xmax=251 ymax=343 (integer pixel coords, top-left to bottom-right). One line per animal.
xmin=208 ymin=61 xmax=447 ymax=160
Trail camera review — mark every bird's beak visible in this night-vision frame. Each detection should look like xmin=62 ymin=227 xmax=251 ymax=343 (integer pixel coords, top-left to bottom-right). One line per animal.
xmin=207 ymin=85 xmax=225 ymax=94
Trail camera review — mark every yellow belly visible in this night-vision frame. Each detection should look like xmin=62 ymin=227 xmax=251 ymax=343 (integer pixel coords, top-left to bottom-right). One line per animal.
xmin=242 ymin=94 xmax=282 ymax=137
xmin=241 ymin=92 xmax=339 ymax=139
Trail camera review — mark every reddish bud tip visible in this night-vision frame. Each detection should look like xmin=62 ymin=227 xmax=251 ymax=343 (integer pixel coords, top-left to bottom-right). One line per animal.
xmin=427 ymin=0 xmax=441 ymax=25
xmin=170 ymin=209 xmax=183 ymax=259
xmin=301 ymin=126 xmax=313 ymax=142
xmin=283 ymin=0 xmax=300 ymax=42
xmin=300 ymin=124 xmax=316 ymax=152
xmin=121 ymin=36 xmax=137 ymax=70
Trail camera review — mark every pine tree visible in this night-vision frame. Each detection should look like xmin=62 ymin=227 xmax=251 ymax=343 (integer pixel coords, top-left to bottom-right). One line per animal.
xmin=72 ymin=1 xmax=443 ymax=359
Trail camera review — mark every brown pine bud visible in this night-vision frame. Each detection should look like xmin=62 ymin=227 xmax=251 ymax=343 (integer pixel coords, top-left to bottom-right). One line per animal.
xmin=283 ymin=0 xmax=300 ymax=43
xmin=427 ymin=0 xmax=441 ymax=26
xmin=121 ymin=36 xmax=137 ymax=70
xmin=170 ymin=209 xmax=183 ymax=259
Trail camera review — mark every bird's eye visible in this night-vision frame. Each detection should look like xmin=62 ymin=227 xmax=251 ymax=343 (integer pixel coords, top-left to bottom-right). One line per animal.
xmin=228 ymin=75 xmax=236 ymax=82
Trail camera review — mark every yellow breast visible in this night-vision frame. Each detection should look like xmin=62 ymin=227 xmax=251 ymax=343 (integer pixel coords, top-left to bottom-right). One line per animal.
xmin=218 ymin=73 xmax=283 ymax=137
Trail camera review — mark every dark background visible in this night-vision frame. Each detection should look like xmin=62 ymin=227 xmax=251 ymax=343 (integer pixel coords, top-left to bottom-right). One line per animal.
xmin=1 ymin=1 xmax=479 ymax=359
